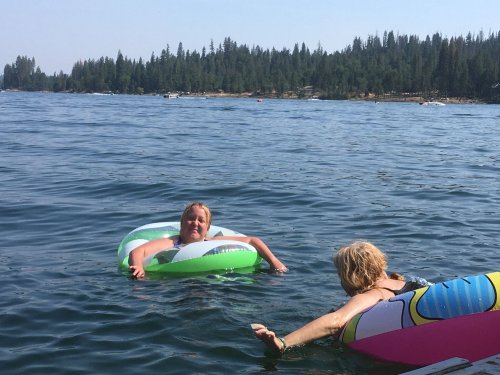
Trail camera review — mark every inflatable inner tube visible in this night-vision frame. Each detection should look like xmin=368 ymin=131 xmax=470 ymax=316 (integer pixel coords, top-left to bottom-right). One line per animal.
xmin=340 ymin=272 xmax=500 ymax=366
xmin=117 ymin=222 xmax=262 ymax=274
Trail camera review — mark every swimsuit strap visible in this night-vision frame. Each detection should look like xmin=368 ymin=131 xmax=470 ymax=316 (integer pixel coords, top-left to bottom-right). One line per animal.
xmin=377 ymin=281 xmax=426 ymax=296
xmin=174 ymin=237 xmax=208 ymax=247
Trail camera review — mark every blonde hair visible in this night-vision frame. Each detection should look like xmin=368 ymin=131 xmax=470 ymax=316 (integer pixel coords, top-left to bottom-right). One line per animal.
xmin=180 ymin=202 xmax=212 ymax=227
xmin=334 ymin=241 xmax=398 ymax=296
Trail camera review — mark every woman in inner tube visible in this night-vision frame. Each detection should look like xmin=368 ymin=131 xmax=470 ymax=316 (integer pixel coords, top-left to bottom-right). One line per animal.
xmin=252 ymin=240 xmax=428 ymax=353
xmin=128 ymin=201 xmax=288 ymax=278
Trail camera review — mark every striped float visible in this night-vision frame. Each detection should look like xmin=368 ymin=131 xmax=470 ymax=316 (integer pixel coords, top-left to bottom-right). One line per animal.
xmin=117 ymin=222 xmax=262 ymax=274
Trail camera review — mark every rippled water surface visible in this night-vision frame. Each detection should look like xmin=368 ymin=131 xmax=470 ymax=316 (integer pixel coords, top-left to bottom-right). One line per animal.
xmin=1 ymin=92 xmax=499 ymax=374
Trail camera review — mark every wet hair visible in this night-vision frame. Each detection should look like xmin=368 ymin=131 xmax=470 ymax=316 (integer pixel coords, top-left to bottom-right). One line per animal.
xmin=334 ymin=240 xmax=402 ymax=296
xmin=180 ymin=202 xmax=212 ymax=227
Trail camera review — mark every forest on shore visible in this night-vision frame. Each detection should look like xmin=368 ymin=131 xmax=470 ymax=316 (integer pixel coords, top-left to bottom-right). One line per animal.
xmin=2 ymin=30 xmax=500 ymax=102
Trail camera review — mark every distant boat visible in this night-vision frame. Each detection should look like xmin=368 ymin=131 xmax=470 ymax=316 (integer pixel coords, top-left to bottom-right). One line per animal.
xmin=164 ymin=93 xmax=179 ymax=99
xmin=419 ymin=101 xmax=445 ymax=106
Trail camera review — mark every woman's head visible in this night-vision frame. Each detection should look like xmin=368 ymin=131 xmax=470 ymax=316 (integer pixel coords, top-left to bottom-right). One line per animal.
xmin=334 ymin=241 xmax=387 ymax=296
xmin=179 ymin=202 xmax=212 ymax=244
xmin=180 ymin=202 xmax=212 ymax=226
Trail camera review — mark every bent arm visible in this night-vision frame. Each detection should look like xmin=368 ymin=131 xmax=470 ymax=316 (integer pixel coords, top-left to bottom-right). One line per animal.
xmin=215 ymin=235 xmax=287 ymax=272
xmin=128 ymin=237 xmax=176 ymax=278
xmin=252 ymin=290 xmax=384 ymax=351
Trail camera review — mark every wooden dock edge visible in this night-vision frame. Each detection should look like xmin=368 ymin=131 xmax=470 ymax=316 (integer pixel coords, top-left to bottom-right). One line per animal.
xmin=400 ymin=354 xmax=500 ymax=375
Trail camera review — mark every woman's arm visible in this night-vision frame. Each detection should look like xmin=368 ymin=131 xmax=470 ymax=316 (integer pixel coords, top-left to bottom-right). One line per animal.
xmin=214 ymin=235 xmax=287 ymax=272
xmin=252 ymin=289 xmax=384 ymax=351
xmin=128 ymin=237 xmax=176 ymax=278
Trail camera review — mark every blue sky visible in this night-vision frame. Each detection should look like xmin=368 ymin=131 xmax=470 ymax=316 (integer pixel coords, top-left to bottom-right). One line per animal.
xmin=2 ymin=0 xmax=499 ymax=74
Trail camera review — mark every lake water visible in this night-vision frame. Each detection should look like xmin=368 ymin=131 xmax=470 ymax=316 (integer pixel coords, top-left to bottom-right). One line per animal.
xmin=1 ymin=92 xmax=499 ymax=374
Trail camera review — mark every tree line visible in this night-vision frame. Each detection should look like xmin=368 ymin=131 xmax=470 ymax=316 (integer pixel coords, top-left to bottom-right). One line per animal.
xmin=2 ymin=31 xmax=500 ymax=102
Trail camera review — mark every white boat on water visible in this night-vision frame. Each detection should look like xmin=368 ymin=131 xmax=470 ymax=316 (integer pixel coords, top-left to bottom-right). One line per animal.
xmin=164 ymin=93 xmax=179 ymax=99
xmin=420 ymin=101 xmax=446 ymax=106
xmin=90 ymin=92 xmax=114 ymax=96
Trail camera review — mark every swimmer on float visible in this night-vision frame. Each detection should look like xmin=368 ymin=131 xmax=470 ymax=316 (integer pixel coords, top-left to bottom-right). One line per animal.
xmin=252 ymin=240 xmax=428 ymax=353
xmin=128 ymin=202 xmax=288 ymax=278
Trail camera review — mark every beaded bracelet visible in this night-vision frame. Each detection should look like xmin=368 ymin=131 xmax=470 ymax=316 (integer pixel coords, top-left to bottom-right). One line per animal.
xmin=277 ymin=337 xmax=287 ymax=353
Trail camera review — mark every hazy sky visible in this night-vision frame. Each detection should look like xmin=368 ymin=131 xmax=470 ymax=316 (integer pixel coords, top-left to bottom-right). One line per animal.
xmin=2 ymin=0 xmax=499 ymax=74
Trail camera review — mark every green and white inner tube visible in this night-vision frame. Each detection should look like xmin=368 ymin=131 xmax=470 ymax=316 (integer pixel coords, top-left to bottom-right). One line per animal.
xmin=118 ymin=222 xmax=262 ymax=274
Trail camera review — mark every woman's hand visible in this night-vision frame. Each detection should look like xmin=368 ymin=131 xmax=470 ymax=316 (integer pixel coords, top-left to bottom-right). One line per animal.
xmin=129 ymin=265 xmax=145 ymax=279
xmin=270 ymin=260 xmax=288 ymax=273
xmin=251 ymin=323 xmax=286 ymax=352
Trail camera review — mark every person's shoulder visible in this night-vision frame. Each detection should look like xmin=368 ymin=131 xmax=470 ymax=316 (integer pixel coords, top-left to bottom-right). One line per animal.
xmin=379 ymin=278 xmax=406 ymax=291
xmin=337 ymin=292 xmax=382 ymax=323
xmin=350 ymin=290 xmax=384 ymax=306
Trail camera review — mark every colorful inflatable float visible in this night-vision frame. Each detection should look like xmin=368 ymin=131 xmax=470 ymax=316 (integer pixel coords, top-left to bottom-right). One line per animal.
xmin=117 ymin=222 xmax=262 ymax=274
xmin=340 ymin=272 xmax=500 ymax=366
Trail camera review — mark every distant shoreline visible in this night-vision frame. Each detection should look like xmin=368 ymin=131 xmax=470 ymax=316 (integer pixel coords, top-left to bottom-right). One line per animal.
xmin=201 ymin=91 xmax=484 ymax=104
xmin=1 ymin=89 xmax=486 ymax=104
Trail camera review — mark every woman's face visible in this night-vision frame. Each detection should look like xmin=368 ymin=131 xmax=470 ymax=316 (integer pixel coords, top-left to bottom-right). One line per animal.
xmin=180 ymin=205 xmax=210 ymax=244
